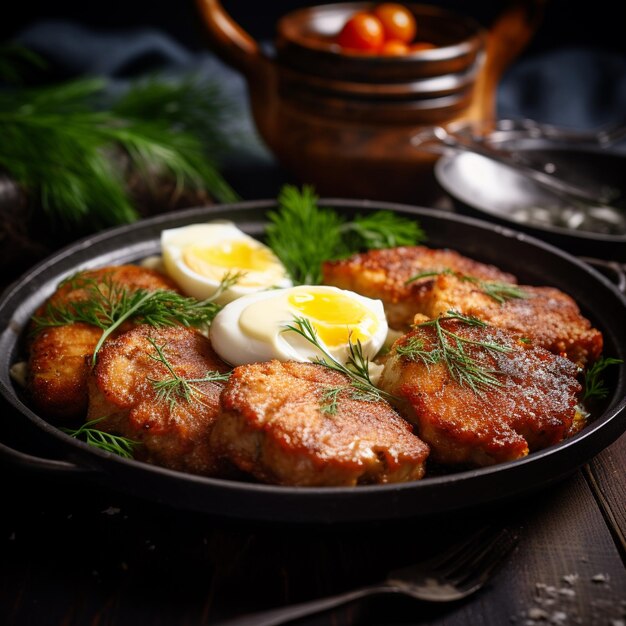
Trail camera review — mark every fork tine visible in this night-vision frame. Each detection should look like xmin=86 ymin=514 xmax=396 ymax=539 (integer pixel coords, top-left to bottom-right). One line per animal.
xmin=445 ymin=527 xmax=519 ymax=589
xmin=425 ymin=525 xmax=501 ymax=575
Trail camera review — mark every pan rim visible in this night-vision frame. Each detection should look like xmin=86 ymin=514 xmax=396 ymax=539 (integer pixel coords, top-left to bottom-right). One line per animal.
xmin=1 ymin=199 xmax=624 ymax=518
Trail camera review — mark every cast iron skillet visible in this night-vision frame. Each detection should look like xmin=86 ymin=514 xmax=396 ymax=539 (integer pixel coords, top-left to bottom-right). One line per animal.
xmin=0 ymin=199 xmax=624 ymax=524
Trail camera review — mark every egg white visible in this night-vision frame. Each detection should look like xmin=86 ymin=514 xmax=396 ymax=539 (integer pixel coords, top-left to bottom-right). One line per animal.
xmin=210 ymin=285 xmax=388 ymax=368
xmin=161 ymin=222 xmax=292 ymax=304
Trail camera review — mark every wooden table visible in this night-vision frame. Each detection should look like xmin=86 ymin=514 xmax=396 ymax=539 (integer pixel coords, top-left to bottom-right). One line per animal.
xmin=0 ymin=417 xmax=624 ymax=626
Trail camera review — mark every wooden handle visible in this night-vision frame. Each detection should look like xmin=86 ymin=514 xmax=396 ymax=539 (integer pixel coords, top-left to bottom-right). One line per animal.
xmin=470 ymin=0 xmax=547 ymax=124
xmin=195 ymin=0 xmax=263 ymax=77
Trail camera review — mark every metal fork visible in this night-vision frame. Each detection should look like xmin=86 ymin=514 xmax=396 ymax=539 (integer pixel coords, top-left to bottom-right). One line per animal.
xmin=215 ymin=525 xmax=519 ymax=626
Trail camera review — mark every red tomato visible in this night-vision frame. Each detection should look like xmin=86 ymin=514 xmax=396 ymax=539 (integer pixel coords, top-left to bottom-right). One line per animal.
xmin=373 ymin=3 xmax=417 ymax=44
xmin=380 ymin=39 xmax=410 ymax=55
xmin=337 ymin=12 xmax=385 ymax=52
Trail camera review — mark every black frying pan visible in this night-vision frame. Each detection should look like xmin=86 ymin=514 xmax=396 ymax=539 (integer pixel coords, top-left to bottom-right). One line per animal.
xmin=0 ymin=199 xmax=624 ymax=524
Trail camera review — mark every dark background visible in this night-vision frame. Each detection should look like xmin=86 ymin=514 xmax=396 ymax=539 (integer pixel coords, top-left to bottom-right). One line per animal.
xmin=2 ymin=0 xmax=625 ymax=57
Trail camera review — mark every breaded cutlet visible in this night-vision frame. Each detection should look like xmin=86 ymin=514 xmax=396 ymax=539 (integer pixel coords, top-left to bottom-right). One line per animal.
xmin=212 ymin=360 xmax=430 ymax=486
xmin=379 ymin=317 xmax=582 ymax=468
xmin=322 ymin=246 xmax=517 ymax=329
xmin=28 ymin=265 xmax=180 ymax=421
xmin=88 ymin=325 xmax=231 ymax=476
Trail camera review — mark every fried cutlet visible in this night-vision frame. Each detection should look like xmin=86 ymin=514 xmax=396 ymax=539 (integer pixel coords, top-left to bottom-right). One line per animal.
xmin=28 ymin=265 xmax=179 ymax=421
xmin=378 ymin=317 xmax=581 ymax=467
xmin=322 ymin=246 xmax=517 ymax=329
xmin=323 ymin=247 xmax=602 ymax=367
xmin=88 ymin=325 xmax=230 ymax=476
xmin=418 ymin=273 xmax=602 ymax=367
xmin=211 ymin=360 xmax=429 ymax=486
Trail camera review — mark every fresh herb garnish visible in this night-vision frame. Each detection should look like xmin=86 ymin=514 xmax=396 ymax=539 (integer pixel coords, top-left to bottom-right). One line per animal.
xmin=32 ymin=271 xmax=239 ymax=364
xmin=283 ymin=316 xmax=395 ymax=412
xmin=398 ymin=311 xmax=513 ymax=394
xmin=266 ymin=185 xmax=343 ymax=285
xmin=0 ymin=70 xmax=237 ymax=229
xmin=147 ymin=338 xmax=230 ymax=409
xmin=61 ymin=417 xmax=138 ymax=459
xmin=320 ymin=386 xmax=347 ymax=415
xmin=338 ymin=209 xmax=426 ymax=254
xmin=405 ymin=269 xmax=527 ymax=305
xmin=266 ymin=185 xmax=425 ymax=285
xmin=582 ymin=357 xmax=623 ymax=402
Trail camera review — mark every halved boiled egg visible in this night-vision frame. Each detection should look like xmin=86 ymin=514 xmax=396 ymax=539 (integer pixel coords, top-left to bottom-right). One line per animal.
xmin=210 ymin=285 xmax=388 ymax=367
xmin=161 ymin=222 xmax=292 ymax=304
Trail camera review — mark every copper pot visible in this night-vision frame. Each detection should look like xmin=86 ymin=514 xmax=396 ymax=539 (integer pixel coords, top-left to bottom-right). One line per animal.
xmin=196 ymin=1 xmax=542 ymax=204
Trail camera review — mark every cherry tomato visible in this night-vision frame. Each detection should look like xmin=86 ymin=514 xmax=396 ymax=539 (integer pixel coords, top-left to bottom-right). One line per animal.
xmin=373 ymin=3 xmax=417 ymax=44
xmin=380 ymin=39 xmax=410 ymax=55
xmin=337 ymin=12 xmax=385 ymax=52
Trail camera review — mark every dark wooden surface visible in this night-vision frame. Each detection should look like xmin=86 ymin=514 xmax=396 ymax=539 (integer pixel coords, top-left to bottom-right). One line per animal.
xmin=0 ymin=404 xmax=625 ymax=626
xmin=0 ymin=184 xmax=625 ymax=625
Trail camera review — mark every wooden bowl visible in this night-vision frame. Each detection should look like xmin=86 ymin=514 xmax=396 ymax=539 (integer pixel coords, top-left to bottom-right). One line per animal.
xmin=276 ymin=2 xmax=485 ymax=83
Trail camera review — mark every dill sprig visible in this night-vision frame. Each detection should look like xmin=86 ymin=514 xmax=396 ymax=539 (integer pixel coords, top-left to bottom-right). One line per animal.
xmin=320 ymin=386 xmax=347 ymax=415
xmin=147 ymin=338 xmax=230 ymax=409
xmin=283 ymin=316 xmax=395 ymax=412
xmin=61 ymin=417 xmax=138 ymax=459
xmin=32 ymin=271 xmax=238 ymax=364
xmin=266 ymin=185 xmax=343 ymax=285
xmin=0 ymin=71 xmax=237 ymax=229
xmin=266 ymin=185 xmax=425 ymax=285
xmin=398 ymin=312 xmax=513 ymax=394
xmin=338 ymin=209 xmax=426 ymax=253
xmin=405 ymin=269 xmax=527 ymax=305
xmin=582 ymin=357 xmax=623 ymax=402
xmin=113 ymin=75 xmax=233 ymax=159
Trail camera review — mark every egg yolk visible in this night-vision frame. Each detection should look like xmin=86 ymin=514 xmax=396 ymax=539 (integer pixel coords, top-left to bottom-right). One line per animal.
xmin=287 ymin=290 xmax=378 ymax=346
xmin=183 ymin=240 xmax=278 ymax=282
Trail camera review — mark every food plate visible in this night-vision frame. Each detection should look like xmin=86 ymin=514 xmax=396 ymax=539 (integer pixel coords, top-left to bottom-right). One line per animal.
xmin=0 ymin=199 xmax=624 ymax=523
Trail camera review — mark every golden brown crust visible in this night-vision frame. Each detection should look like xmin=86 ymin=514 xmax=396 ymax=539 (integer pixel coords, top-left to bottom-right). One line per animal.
xmin=212 ymin=360 xmax=429 ymax=486
xmin=322 ymin=246 xmax=517 ymax=329
xmin=378 ymin=320 xmax=581 ymax=468
xmin=28 ymin=323 xmax=102 ymax=420
xmin=28 ymin=265 xmax=179 ymax=421
xmin=89 ymin=325 xmax=230 ymax=476
xmin=323 ymin=247 xmax=602 ymax=367
xmin=39 ymin=265 xmax=180 ymax=314
xmin=421 ymin=274 xmax=602 ymax=367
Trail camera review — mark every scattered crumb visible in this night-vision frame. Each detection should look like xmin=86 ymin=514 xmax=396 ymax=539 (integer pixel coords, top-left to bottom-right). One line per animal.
xmin=528 ymin=607 xmax=548 ymax=620
xmin=550 ymin=610 xmax=568 ymax=624
xmin=101 ymin=506 xmax=121 ymax=516
xmin=561 ymin=574 xmax=579 ymax=586
xmin=558 ymin=588 xmax=576 ymax=598
xmin=9 ymin=361 xmax=28 ymax=388
xmin=140 ymin=255 xmax=165 ymax=272
xmin=591 ymin=573 xmax=610 ymax=584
